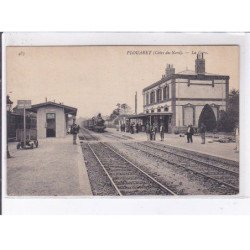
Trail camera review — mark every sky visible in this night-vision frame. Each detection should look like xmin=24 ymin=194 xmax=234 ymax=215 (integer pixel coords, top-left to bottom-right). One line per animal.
xmin=7 ymin=45 xmax=239 ymax=118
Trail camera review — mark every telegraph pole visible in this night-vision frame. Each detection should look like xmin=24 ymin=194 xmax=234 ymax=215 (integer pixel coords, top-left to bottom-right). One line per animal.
xmin=135 ymin=91 xmax=137 ymax=115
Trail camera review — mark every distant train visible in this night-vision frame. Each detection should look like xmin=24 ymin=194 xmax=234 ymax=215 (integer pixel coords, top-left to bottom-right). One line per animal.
xmin=83 ymin=113 xmax=106 ymax=132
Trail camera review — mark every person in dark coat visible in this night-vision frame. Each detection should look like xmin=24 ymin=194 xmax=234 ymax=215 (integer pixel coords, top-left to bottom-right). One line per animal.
xmin=135 ymin=123 xmax=139 ymax=133
xmin=121 ymin=123 xmax=125 ymax=132
xmin=146 ymin=122 xmax=150 ymax=141
xmin=130 ymin=122 xmax=134 ymax=134
xmin=149 ymin=124 xmax=153 ymax=140
xmin=152 ymin=123 xmax=157 ymax=140
xmin=160 ymin=123 xmax=164 ymax=141
xmin=200 ymin=123 xmax=206 ymax=144
xmin=186 ymin=124 xmax=194 ymax=143
xmin=71 ymin=119 xmax=80 ymax=145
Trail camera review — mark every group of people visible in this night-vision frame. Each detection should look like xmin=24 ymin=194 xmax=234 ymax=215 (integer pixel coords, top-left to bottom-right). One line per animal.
xmin=144 ymin=122 xmax=207 ymax=144
xmin=71 ymin=117 xmax=207 ymax=145
xmin=120 ymin=122 xmax=141 ymax=134
xmin=129 ymin=122 xmax=141 ymax=134
xmin=186 ymin=123 xmax=206 ymax=144
xmin=146 ymin=123 xmax=165 ymax=141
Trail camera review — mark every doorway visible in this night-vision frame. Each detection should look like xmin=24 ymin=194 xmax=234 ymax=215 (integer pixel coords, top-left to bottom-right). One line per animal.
xmin=46 ymin=113 xmax=56 ymax=137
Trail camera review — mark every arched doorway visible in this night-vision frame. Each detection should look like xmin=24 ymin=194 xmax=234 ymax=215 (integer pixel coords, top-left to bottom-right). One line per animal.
xmin=198 ymin=104 xmax=216 ymax=131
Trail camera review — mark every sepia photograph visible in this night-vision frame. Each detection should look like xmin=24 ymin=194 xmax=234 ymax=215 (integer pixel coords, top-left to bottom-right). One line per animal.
xmin=5 ymin=44 xmax=240 ymax=197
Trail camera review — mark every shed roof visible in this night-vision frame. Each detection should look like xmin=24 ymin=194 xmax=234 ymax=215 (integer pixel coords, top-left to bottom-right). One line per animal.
xmin=29 ymin=101 xmax=77 ymax=116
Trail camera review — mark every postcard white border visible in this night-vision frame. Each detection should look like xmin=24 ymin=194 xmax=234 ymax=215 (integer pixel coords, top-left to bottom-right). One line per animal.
xmin=2 ymin=32 xmax=250 ymax=214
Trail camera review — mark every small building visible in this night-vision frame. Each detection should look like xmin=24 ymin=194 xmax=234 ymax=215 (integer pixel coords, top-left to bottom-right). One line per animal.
xmin=30 ymin=101 xmax=77 ymax=138
xmin=141 ymin=53 xmax=229 ymax=132
xmin=8 ymin=106 xmax=37 ymax=141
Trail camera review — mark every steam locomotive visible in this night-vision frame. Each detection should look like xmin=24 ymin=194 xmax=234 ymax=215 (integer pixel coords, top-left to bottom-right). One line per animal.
xmin=83 ymin=113 xmax=106 ymax=132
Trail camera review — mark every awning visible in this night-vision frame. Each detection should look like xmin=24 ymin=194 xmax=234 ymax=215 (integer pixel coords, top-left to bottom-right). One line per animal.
xmin=127 ymin=112 xmax=173 ymax=119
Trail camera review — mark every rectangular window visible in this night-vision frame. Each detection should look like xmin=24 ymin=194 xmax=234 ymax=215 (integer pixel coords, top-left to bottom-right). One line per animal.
xmin=150 ymin=91 xmax=155 ymax=104
xmin=166 ymin=85 xmax=169 ymax=99
xmin=168 ymin=85 xmax=171 ymax=99
xmin=163 ymin=86 xmax=167 ymax=100
xmin=146 ymin=93 xmax=149 ymax=105
xmin=157 ymin=89 xmax=162 ymax=102
xmin=183 ymin=107 xmax=194 ymax=126
xmin=46 ymin=113 xmax=55 ymax=119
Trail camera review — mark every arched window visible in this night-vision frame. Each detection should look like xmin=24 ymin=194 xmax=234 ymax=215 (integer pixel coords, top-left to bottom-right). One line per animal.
xmin=150 ymin=91 xmax=155 ymax=104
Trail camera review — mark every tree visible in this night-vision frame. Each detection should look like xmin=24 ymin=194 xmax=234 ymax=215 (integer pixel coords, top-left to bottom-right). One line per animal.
xmin=109 ymin=108 xmax=120 ymax=120
xmin=216 ymin=110 xmax=235 ymax=132
xmin=109 ymin=103 xmax=132 ymax=120
xmin=120 ymin=103 xmax=132 ymax=115
xmin=198 ymin=104 xmax=217 ymax=132
xmin=216 ymin=89 xmax=239 ymax=132
xmin=227 ymin=89 xmax=239 ymax=126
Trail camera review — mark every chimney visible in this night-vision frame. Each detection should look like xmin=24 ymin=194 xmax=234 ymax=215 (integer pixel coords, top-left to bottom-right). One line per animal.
xmin=195 ymin=52 xmax=205 ymax=74
xmin=165 ymin=64 xmax=175 ymax=77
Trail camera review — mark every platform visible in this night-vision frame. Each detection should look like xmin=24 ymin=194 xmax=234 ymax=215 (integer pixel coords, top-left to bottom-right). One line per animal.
xmin=6 ymin=135 xmax=92 ymax=196
xmin=106 ymin=128 xmax=239 ymax=162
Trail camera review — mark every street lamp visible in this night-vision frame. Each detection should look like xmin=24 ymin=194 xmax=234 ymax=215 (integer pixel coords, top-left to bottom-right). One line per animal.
xmin=7 ymin=95 xmax=13 ymax=159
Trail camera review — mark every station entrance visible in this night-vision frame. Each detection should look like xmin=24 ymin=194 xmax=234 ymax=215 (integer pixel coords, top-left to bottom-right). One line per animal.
xmin=46 ymin=113 xmax=56 ymax=137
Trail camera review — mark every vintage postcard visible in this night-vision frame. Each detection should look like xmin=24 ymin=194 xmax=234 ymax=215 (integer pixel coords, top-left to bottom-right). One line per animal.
xmin=5 ymin=44 xmax=239 ymax=197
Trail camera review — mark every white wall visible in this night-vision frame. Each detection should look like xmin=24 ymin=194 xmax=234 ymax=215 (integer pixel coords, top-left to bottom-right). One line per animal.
xmin=36 ymin=105 xmax=66 ymax=139
xmin=175 ymin=100 xmax=226 ymax=127
xmin=175 ymin=80 xmax=226 ymax=99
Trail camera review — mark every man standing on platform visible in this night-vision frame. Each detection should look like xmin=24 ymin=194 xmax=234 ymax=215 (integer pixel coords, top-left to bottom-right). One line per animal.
xmin=186 ymin=124 xmax=194 ymax=143
xmin=199 ymin=123 xmax=206 ymax=144
xmin=160 ymin=123 xmax=164 ymax=141
xmin=146 ymin=122 xmax=150 ymax=141
xmin=71 ymin=119 xmax=80 ymax=145
xmin=152 ymin=123 xmax=157 ymax=141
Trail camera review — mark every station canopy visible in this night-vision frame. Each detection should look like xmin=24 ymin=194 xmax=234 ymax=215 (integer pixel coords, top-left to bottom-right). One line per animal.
xmin=127 ymin=112 xmax=173 ymax=119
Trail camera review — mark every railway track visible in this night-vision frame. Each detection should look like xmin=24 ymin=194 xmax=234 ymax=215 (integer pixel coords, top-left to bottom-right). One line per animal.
xmin=144 ymin=142 xmax=239 ymax=174
xmin=101 ymin=132 xmax=133 ymax=141
xmin=79 ymin=128 xmax=99 ymax=141
xmin=149 ymin=142 xmax=239 ymax=173
xmin=85 ymin=141 xmax=177 ymax=196
xmin=123 ymin=142 xmax=239 ymax=193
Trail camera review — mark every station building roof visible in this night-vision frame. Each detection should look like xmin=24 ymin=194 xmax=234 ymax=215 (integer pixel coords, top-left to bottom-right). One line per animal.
xmin=142 ymin=70 xmax=229 ymax=92
xmin=29 ymin=101 xmax=77 ymax=116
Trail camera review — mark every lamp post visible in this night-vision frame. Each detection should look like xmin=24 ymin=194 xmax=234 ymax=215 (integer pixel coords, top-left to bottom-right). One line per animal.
xmin=7 ymin=95 xmax=13 ymax=159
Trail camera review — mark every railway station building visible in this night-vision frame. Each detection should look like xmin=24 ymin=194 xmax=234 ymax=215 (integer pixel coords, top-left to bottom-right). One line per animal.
xmin=30 ymin=101 xmax=77 ymax=138
xmin=132 ymin=53 xmax=229 ymax=133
